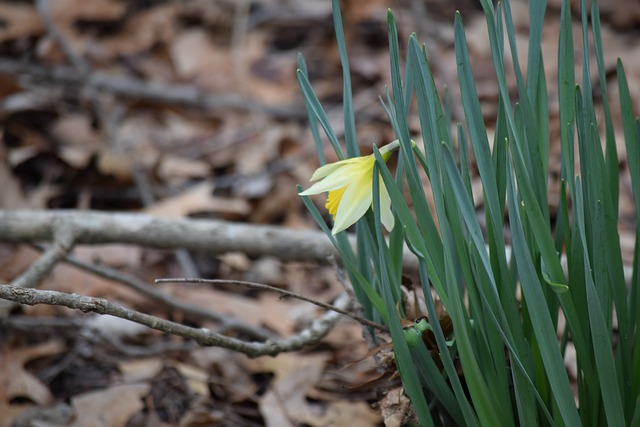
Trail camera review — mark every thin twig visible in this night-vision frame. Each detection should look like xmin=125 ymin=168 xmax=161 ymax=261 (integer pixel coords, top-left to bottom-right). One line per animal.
xmin=10 ymin=226 xmax=75 ymax=289
xmin=157 ymin=278 xmax=388 ymax=332
xmin=0 ymin=285 xmax=349 ymax=357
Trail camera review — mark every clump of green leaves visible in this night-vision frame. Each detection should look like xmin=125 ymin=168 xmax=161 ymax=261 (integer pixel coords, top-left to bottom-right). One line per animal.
xmin=298 ymin=0 xmax=640 ymax=425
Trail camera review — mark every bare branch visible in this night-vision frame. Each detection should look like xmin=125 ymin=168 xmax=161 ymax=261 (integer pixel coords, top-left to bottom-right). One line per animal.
xmin=0 ymin=285 xmax=350 ymax=357
xmin=41 ymin=246 xmax=273 ymax=340
xmin=0 ymin=209 xmax=422 ymax=269
xmin=0 ymin=225 xmax=77 ymax=316
xmin=0 ymin=209 xmax=383 ymax=266
xmin=1 ymin=210 xmax=633 ymax=284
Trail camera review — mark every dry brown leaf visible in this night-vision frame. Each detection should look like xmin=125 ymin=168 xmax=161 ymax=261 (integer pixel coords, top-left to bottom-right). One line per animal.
xmin=110 ymin=116 xmax=158 ymax=160
xmin=248 ymin=353 xmax=329 ymax=427
xmin=548 ymin=0 xmax=640 ymax=29
xmin=0 ymin=4 xmax=43 ymax=43
xmin=143 ymin=181 xmax=250 ymax=218
xmin=41 ymin=261 xmax=140 ymax=301
xmin=118 ymin=359 xmax=163 ymax=384
xmin=341 ymin=0 xmax=388 ymax=22
xmin=52 ymin=115 xmax=104 ymax=169
xmin=156 ymin=155 xmax=211 ymax=184
xmin=234 ymin=126 xmax=283 ymax=175
xmin=73 ymin=244 xmax=143 ymax=271
xmin=7 ymin=135 xmax=47 ymax=166
xmin=104 ymin=112 xmax=217 ymax=183
xmin=243 ymin=31 xmax=298 ymax=104
xmin=173 ymin=363 xmax=210 ymax=397
xmin=36 ymin=0 xmax=127 ymax=63
xmin=0 ymin=92 xmax=55 ymax=119
xmin=378 ymin=387 xmax=411 ymax=427
xmin=170 ymin=29 xmax=234 ymax=88
xmin=161 ymin=111 xmax=220 ymax=144
xmin=51 ymin=115 xmax=99 ymax=147
xmin=178 ymin=399 xmax=226 ymax=427
xmin=218 ymin=252 xmax=251 ymax=272
xmin=0 ymin=403 xmax=39 ymax=427
xmin=248 ymin=175 xmax=300 ymax=223
xmin=96 ymin=150 xmax=134 ymax=183
xmin=14 ymin=246 xmax=149 ymax=315
xmin=0 ymin=341 xmax=64 ymax=406
xmin=310 ymin=400 xmax=381 ymax=427
xmin=86 ymin=4 xmax=176 ymax=63
xmin=282 ymin=264 xmax=339 ymax=300
xmin=0 ymin=159 xmax=54 ymax=210
xmin=318 ymin=320 xmax=372 ymax=371
xmin=244 ymin=256 xmax=282 ymax=285
xmin=0 ymin=245 xmax=40 ymax=281
xmin=50 ymin=0 xmax=125 ymax=23
xmin=189 ymin=347 xmax=256 ymax=403
xmin=69 ymin=383 xmax=151 ymax=427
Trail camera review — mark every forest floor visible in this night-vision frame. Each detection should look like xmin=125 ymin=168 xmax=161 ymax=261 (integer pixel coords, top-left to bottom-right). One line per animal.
xmin=0 ymin=0 xmax=639 ymax=425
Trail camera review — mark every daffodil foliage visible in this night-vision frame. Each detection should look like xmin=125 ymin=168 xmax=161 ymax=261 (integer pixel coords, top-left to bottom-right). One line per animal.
xmin=297 ymin=0 xmax=640 ymax=424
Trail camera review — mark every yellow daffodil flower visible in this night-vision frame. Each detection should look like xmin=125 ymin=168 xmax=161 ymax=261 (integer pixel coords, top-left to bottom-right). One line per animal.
xmin=300 ymin=140 xmax=400 ymax=235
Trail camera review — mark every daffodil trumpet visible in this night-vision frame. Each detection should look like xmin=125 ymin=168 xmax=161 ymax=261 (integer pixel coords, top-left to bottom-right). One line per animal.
xmin=299 ymin=140 xmax=401 ymax=235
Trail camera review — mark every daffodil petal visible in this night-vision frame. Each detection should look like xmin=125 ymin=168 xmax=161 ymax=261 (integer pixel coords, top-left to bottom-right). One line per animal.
xmin=309 ymin=162 xmax=344 ymax=181
xmin=309 ymin=157 xmax=364 ymax=181
xmin=332 ymin=173 xmax=373 ymax=234
xmin=299 ymin=171 xmax=353 ymax=195
xmin=379 ymin=179 xmax=395 ymax=231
